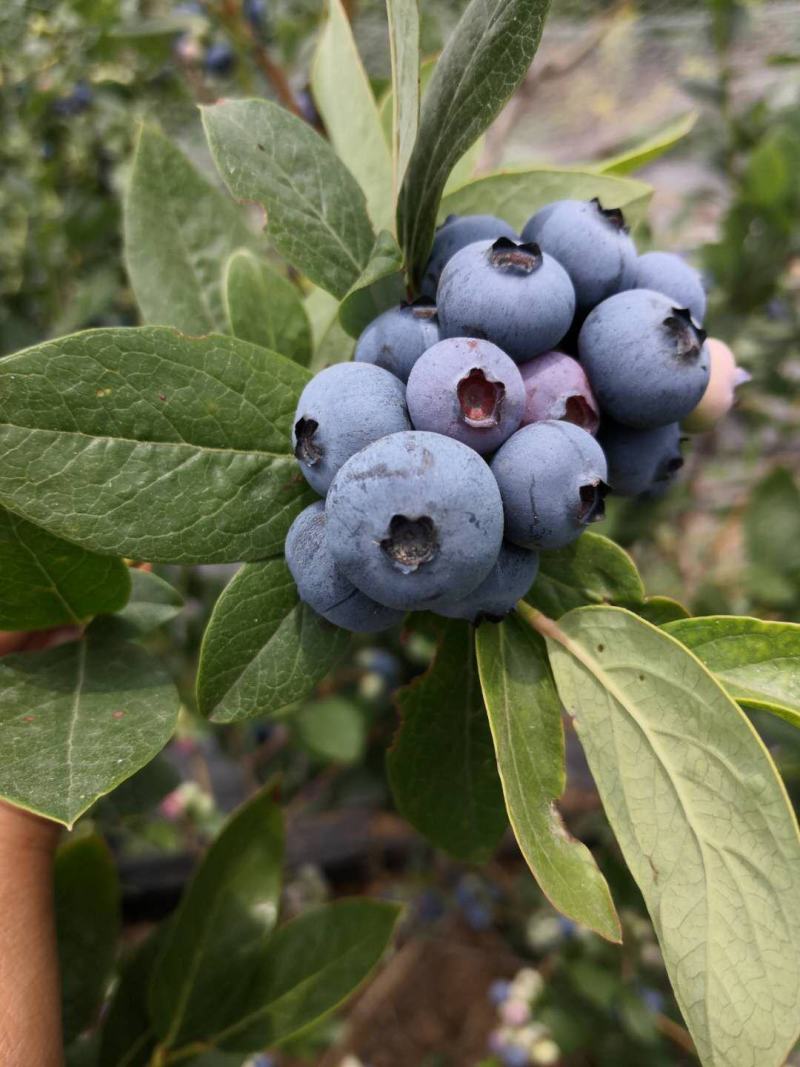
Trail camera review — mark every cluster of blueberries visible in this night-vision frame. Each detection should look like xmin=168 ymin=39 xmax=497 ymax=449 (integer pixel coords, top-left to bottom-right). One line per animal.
xmin=286 ymin=198 xmax=747 ymax=633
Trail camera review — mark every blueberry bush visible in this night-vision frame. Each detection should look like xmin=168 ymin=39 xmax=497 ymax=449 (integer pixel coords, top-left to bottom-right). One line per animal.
xmin=1 ymin=1 xmax=799 ymax=1065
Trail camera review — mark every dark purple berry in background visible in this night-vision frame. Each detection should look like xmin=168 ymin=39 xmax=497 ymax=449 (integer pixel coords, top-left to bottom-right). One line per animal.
xmin=406 ymin=337 xmax=525 ymax=455
xmin=598 ymin=420 xmax=684 ymax=497
xmin=519 ymin=350 xmax=599 ymax=435
xmin=491 ymin=420 xmax=608 ymax=550
xmin=354 ymin=300 xmax=440 ymax=383
xmin=53 ymin=82 xmax=92 ymax=117
xmin=578 ymin=289 xmax=710 ymax=429
xmin=243 ymin=0 xmax=268 ymax=29
xmin=204 ymin=41 xmax=237 ymax=75
xmin=522 ymin=197 xmax=637 ymax=311
xmin=635 ymin=250 xmax=707 ymax=323
xmin=437 ymin=237 xmax=575 ymax=363
xmin=420 ymin=214 xmax=517 ymax=298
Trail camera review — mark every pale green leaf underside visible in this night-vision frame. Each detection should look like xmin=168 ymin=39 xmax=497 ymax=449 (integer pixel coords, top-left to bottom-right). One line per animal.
xmin=528 ymin=531 xmax=645 ymax=619
xmin=0 ymin=327 xmax=313 ymax=564
xmin=636 ymin=595 xmax=690 ymax=626
xmin=125 ymin=126 xmax=259 ymax=335
xmin=0 ymin=631 xmax=179 ymax=827
xmin=665 ymin=616 xmax=800 ymax=725
xmin=338 ymin=230 xmax=406 ymax=339
xmin=202 ymin=99 xmax=375 ymax=299
xmin=304 ymin=287 xmax=356 ymax=371
xmin=196 ymin=559 xmax=350 ymax=722
xmin=546 ymin=606 xmax=800 ymax=1067
xmin=386 ymin=0 xmax=420 ymax=194
xmin=476 ymin=615 xmax=620 ymax=940
xmin=593 ymin=111 xmax=697 ymax=176
xmin=0 ymin=506 xmax=130 ymax=630
xmin=311 ymin=0 xmax=393 ymax=231
xmin=440 ymin=167 xmax=653 ymax=231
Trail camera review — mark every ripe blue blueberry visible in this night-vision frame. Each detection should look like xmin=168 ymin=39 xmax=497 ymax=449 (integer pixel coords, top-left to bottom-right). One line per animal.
xmin=519 ymin=350 xmax=599 ymax=434
xmin=578 ymin=289 xmax=710 ymax=429
xmin=406 ymin=337 xmax=525 ymax=455
xmin=521 ymin=198 xmax=637 ymax=310
xmin=437 ymin=238 xmax=576 ymax=363
xmin=292 ymin=362 xmax=411 ymax=495
xmin=204 ymin=41 xmax=236 ymax=75
xmin=491 ymin=421 xmax=608 ymax=549
xmin=635 ymin=251 xmax=707 ymax=323
xmin=354 ymin=300 xmax=440 ymax=383
xmin=432 ymin=542 xmax=539 ymax=623
xmin=598 ymin=420 xmax=684 ymax=497
xmin=325 ymin=431 xmax=504 ymax=610
xmin=421 ymin=214 xmax=517 ymax=298
xmin=285 ymin=502 xmax=404 ymax=631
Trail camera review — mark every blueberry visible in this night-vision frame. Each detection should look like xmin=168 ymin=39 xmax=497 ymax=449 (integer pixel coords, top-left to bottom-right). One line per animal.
xmin=491 ymin=421 xmax=608 ymax=549
xmin=635 ymin=251 xmax=707 ymax=323
xmin=325 ymin=431 xmax=504 ymax=610
xmin=521 ymin=197 xmax=637 ymax=310
xmin=598 ymin=420 xmax=683 ymax=497
xmin=205 ymin=41 xmax=236 ymax=75
xmin=432 ymin=542 xmax=539 ymax=623
xmin=519 ymin=350 xmax=599 ymax=434
xmin=421 ymin=214 xmax=518 ymax=298
xmin=243 ymin=0 xmax=267 ymax=28
xmin=682 ymin=337 xmax=750 ymax=432
xmin=578 ymin=290 xmax=710 ymax=429
xmin=437 ymin=238 xmax=576 ymax=362
xmin=406 ymin=337 xmax=525 ymax=455
xmin=53 ymin=82 xmax=92 ymax=117
xmin=489 ymin=979 xmax=512 ymax=1006
xmin=354 ymin=300 xmax=440 ymax=383
xmin=285 ymin=502 xmax=404 ymax=632
xmin=292 ymin=362 xmax=411 ymax=495
xmin=499 ymin=1046 xmax=529 ymax=1067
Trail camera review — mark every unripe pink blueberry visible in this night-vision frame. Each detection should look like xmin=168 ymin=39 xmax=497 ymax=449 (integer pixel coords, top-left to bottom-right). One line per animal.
xmin=519 ymin=350 xmax=600 ymax=435
xmin=682 ymin=337 xmax=750 ymax=432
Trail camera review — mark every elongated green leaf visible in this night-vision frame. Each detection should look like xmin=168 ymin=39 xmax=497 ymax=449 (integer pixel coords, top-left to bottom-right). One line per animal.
xmin=311 ymin=0 xmax=393 ymax=230
xmin=223 ymin=249 xmax=312 ymax=365
xmin=386 ymin=0 xmax=420 ymax=193
xmin=295 ymin=696 xmax=366 ymax=764
xmin=594 ymin=112 xmax=697 ymax=176
xmin=150 ymin=789 xmax=284 ymax=1048
xmin=305 ymin=288 xmax=356 ymax=371
xmin=0 ymin=630 xmax=179 ymax=826
xmin=636 ymin=595 xmax=690 ymax=626
xmin=0 ymin=507 xmax=130 ymax=630
xmin=397 ymin=0 xmax=551 ymax=281
xmin=545 ymin=606 xmax=800 ymax=1067
xmin=665 ymin=616 xmax=800 ymax=725
xmin=56 ymin=835 xmax=121 ymax=1045
xmin=527 ymin=532 xmax=645 ymax=618
xmin=214 ymin=900 xmax=401 ymax=1052
xmin=125 ymin=126 xmax=258 ymax=334
xmin=338 ymin=230 xmax=406 ymax=339
xmin=440 ymin=168 xmax=653 ymax=231
xmin=388 ymin=620 xmax=506 ymax=862
xmin=476 ymin=614 xmax=620 ymax=940
xmin=197 ymin=560 xmax=349 ymax=723
xmin=111 ymin=569 xmax=183 ymax=639
xmin=202 ymin=99 xmax=375 ymax=299
xmin=744 ymin=468 xmax=800 ymax=607
xmin=0 ymin=328 xmax=313 ymax=564
xmin=99 ymin=929 xmax=163 ymax=1067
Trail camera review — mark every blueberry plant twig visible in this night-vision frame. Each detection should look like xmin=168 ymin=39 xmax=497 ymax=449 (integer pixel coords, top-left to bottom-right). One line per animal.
xmin=216 ymin=0 xmax=301 ymax=117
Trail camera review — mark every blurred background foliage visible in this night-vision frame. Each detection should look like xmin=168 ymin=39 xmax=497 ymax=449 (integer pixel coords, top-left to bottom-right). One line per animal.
xmin=2 ymin=0 xmax=799 ymax=1064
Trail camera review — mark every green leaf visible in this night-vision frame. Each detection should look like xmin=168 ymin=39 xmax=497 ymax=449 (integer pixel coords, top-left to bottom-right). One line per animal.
xmin=397 ymin=0 xmax=551 ymax=282
xmin=527 ymin=532 xmax=645 ymax=618
xmin=476 ymin=613 xmax=620 ymax=940
xmin=310 ymin=0 xmax=393 ymax=230
xmin=386 ymin=0 xmax=420 ymax=193
xmin=338 ymin=230 xmax=406 ymax=339
xmin=202 ymin=99 xmax=375 ymax=299
xmin=0 ymin=328 xmax=313 ymax=564
xmin=99 ymin=929 xmax=163 ymax=1067
xmin=440 ymin=167 xmax=653 ymax=231
xmin=197 ymin=559 xmax=350 ymax=723
xmin=294 ymin=696 xmax=366 ymax=764
xmin=56 ymin=834 xmax=121 ymax=1045
xmin=665 ymin=616 xmax=800 ymax=725
xmin=0 ymin=630 xmax=179 ymax=827
xmin=743 ymin=468 xmax=800 ymax=606
xmin=150 ymin=789 xmax=284 ymax=1048
xmin=125 ymin=126 xmax=259 ymax=335
xmin=223 ymin=249 xmax=312 ymax=366
xmin=388 ymin=620 xmax=506 ymax=862
xmin=111 ymin=569 xmax=184 ymax=639
xmin=305 ymin=288 xmax=356 ymax=370
xmin=213 ymin=900 xmax=401 ymax=1052
xmin=636 ymin=595 xmax=690 ymax=626
xmin=0 ymin=507 xmax=130 ymax=630
xmin=593 ymin=112 xmax=697 ymax=176
xmin=544 ymin=606 xmax=800 ymax=1067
